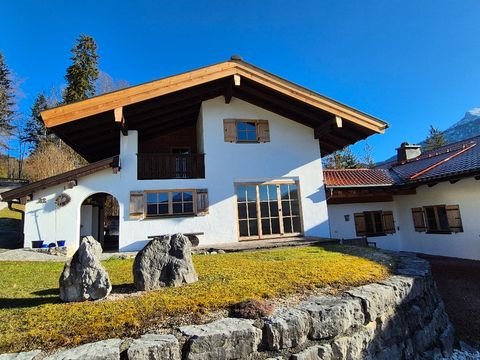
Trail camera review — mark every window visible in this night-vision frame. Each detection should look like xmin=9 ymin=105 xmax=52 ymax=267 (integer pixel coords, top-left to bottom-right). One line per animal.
xmin=354 ymin=211 xmax=395 ymax=237
xmin=129 ymin=189 xmax=209 ymax=219
xmin=411 ymin=205 xmax=463 ymax=233
xmin=236 ymin=181 xmax=302 ymax=239
xmin=224 ymin=119 xmax=270 ymax=143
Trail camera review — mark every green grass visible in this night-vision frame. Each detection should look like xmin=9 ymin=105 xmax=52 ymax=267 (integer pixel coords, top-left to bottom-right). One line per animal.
xmin=0 ymin=203 xmax=24 ymax=220
xmin=0 ymin=245 xmax=392 ymax=353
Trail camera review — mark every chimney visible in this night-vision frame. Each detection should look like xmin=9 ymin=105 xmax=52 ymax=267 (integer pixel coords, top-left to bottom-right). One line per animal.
xmin=397 ymin=142 xmax=421 ymax=162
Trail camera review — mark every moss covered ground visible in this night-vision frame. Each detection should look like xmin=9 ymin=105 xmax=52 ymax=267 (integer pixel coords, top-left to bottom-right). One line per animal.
xmin=0 ymin=245 xmax=392 ymax=353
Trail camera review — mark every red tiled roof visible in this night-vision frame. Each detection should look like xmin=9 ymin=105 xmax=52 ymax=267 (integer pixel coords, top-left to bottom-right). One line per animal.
xmin=324 ymin=169 xmax=396 ymax=187
xmin=325 ymin=136 xmax=480 ymax=188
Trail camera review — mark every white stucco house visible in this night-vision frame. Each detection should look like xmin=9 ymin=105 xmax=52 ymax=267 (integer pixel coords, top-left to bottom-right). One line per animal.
xmin=1 ymin=57 xmax=387 ymax=252
xmin=326 ymin=139 xmax=480 ymax=260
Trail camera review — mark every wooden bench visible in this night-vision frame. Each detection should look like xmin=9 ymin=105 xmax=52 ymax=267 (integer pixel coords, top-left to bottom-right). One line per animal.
xmin=340 ymin=236 xmax=377 ymax=248
xmin=148 ymin=232 xmax=204 ymax=247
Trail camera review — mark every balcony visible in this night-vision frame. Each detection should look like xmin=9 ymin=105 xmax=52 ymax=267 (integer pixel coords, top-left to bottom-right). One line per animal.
xmin=137 ymin=153 xmax=205 ymax=180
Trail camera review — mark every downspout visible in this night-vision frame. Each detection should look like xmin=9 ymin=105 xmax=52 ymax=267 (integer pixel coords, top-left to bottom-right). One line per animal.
xmin=8 ymin=200 xmax=25 ymax=247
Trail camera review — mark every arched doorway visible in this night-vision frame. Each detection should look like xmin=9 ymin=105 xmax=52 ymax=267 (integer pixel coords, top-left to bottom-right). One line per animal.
xmin=80 ymin=193 xmax=119 ymax=252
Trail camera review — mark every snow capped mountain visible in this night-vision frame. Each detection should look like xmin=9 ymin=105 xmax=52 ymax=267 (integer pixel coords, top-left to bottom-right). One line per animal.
xmin=379 ymin=107 xmax=480 ymax=164
xmin=442 ymin=108 xmax=480 ymax=143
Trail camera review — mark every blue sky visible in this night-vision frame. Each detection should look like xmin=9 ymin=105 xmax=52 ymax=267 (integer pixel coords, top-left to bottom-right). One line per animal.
xmin=2 ymin=0 xmax=480 ymax=161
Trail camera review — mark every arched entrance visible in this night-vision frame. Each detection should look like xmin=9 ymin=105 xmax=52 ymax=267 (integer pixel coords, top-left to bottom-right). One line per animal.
xmin=80 ymin=193 xmax=119 ymax=252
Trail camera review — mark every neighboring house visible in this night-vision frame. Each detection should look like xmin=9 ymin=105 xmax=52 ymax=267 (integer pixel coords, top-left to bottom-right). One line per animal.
xmin=0 ymin=57 xmax=387 ymax=252
xmin=326 ymin=139 xmax=480 ymax=260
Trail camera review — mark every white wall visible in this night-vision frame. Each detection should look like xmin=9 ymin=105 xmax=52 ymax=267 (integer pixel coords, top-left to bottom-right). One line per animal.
xmin=393 ymin=178 xmax=480 ymax=260
xmin=328 ymin=177 xmax=480 ymax=260
xmin=327 ymin=202 xmax=402 ymax=251
xmin=24 ymin=96 xmax=329 ymax=252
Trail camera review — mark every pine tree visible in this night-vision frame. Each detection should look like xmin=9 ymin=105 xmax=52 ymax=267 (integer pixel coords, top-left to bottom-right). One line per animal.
xmin=22 ymin=93 xmax=54 ymax=151
xmin=424 ymin=125 xmax=446 ymax=151
xmin=63 ymin=35 xmax=99 ymax=104
xmin=323 ymin=146 xmax=361 ymax=169
xmin=0 ymin=52 xmax=14 ymax=133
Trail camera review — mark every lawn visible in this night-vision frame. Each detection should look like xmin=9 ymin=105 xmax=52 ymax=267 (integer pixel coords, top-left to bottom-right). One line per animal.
xmin=0 ymin=245 xmax=392 ymax=353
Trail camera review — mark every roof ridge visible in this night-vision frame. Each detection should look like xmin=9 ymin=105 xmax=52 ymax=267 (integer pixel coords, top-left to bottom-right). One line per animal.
xmin=409 ymin=143 xmax=477 ymax=180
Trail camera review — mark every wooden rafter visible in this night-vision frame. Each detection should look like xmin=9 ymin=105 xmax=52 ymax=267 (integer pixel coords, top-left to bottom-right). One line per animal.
xmin=41 ymin=59 xmax=388 ymax=134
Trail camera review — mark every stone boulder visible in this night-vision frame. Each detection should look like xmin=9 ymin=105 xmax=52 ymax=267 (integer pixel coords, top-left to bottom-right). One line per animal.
xmin=133 ymin=233 xmax=198 ymax=291
xmin=59 ymin=236 xmax=112 ymax=302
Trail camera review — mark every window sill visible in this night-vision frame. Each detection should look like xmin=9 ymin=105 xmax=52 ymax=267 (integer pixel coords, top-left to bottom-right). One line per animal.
xmin=426 ymin=230 xmax=452 ymax=235
xmin=145 ymin=213 xmax=196 ymax=219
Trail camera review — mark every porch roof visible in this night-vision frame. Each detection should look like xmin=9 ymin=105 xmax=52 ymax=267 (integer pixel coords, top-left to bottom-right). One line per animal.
xmin=0 ymin=156 xmax=119 ymax=202
xmin=41 ymin=57 xmax=388 ymax=162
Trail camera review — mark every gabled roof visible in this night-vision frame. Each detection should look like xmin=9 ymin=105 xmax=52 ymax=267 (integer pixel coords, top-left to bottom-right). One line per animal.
xmin=325 ymin=135 xmax=480 ymax=190
xmin=41 ymin=57 xmax=388 ymax=162
xmin=0 ymin=156 xmax=119 ymax=202
xmin=324 ymin=169 xmax=395 ymax=187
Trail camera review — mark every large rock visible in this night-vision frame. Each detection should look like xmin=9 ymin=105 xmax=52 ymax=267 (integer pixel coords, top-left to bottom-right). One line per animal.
xmin=297 ymin=296 xmax=364 ymax=340
xmin=59 ymin=236 xmax=112 ymax=302
xmin=44 ymin=339 xmax=121 ymax=360
xmin=0 ymin=350 xmax=41 ymax=360
xmin=133 ymin=233 xmax=198 ymax=291
xmin=127 ymin=334 xmax=180 ymax=360
xmin=263 ymin=308 xmax=311 ymax=350
xmin=180 ymin=318 xmax=262 ymax=360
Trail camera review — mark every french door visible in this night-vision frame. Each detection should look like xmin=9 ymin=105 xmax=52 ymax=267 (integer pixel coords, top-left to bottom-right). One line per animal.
xmin=236 ymin=181 xmax=302 ymax=240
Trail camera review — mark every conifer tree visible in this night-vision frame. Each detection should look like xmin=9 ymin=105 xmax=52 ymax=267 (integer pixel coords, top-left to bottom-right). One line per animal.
xmin=323 ymin=146 xmax=362 ymax=169
xmin=0 ymin=52 xmax=14 ymax=133
xmin=424 ymin=125 xmax=446 ymax=151
xmin=63 ymin=35 xmax=99 ymax=104
xmin=23 ymin=93 xmax=54 ymax=151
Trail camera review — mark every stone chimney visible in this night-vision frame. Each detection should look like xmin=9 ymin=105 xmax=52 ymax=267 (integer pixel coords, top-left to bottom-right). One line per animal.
xmin=397 ymin=142 xmax=421 ymax=162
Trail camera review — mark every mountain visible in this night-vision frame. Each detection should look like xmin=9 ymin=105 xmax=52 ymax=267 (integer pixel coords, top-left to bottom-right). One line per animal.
xmin=379 ymin=108 xmax=480 ymax=164
xmin=440 ymin=108 xmax=480 ymax=143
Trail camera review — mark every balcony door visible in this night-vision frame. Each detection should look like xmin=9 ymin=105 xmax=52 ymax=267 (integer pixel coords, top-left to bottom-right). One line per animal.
xmin=236 ymin=181 xmax=302 ymax=240
xmin=171 ymin=147 xmax=190 ymax=179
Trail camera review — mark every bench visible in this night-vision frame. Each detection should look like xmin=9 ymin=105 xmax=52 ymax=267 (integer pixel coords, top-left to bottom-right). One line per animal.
xmin=340 ymin=236 xmax=377 ymax=248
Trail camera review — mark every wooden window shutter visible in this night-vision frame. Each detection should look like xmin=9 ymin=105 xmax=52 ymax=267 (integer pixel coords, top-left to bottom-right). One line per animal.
xmin=446 ymin=205 xmax=463 ymax=233
xmin=223 ymin=119 xmax=237 ymax=143
xmin=382 ymin=211 xmax=396 ymax=234
xmin=354 ymin=213 xmax=366 ymax=236
xmin=129 ymin=191 xmax=145 ymax=219
xmin=196 ymin=189 xmax=209 ymax=215
xmin=411 ymin=207 xmax=426 ymax=232
xmin=256 ymin=120 xmax=270 ymax=142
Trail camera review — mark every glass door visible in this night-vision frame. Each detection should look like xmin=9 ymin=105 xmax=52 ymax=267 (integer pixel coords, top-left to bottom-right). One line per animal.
xmin=236 ymin=182 xmax=302 ymax=240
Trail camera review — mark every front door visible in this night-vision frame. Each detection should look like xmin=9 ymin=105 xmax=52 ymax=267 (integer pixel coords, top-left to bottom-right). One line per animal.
xmin=236 ymin=182 xmax=302 ymax=240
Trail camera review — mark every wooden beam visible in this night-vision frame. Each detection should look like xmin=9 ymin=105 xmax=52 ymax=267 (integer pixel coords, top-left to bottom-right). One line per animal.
xmin=224 ymin=77 xmax=234 ymax=104
xmin=114 ymin=107 xmax=128 ymax=136
xmin=41 ymin=60 xmax=387 ymax=135
xmin=335 ymin=116 xmax=343 ymax=128
xmin=234 ymin=74 xmax=241 ymax=86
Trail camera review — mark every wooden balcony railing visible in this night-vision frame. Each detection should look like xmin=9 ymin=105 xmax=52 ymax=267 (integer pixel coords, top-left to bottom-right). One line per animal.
xmin=137 ymin=153 xmax=205 ymax=180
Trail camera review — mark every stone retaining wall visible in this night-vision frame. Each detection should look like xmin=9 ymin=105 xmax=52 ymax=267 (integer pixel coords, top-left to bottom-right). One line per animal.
xmin=0 ymin=253 xmax=454 ymax=360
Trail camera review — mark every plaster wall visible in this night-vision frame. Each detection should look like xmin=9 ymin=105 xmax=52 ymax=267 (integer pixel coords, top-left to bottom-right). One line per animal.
xmin=23 ymin=97 xmax=329 ymax=251
xmin=327 ymin=177 xmax=480 ymax=260
xmin=327 ymin=201 xmax=402 ymax=251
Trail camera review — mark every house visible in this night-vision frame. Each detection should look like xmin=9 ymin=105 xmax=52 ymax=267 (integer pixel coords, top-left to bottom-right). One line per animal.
xmin=325 ymin=139 xmax=480 ymax=260
xmin=0 ymin=57 xmax=387 ymax=252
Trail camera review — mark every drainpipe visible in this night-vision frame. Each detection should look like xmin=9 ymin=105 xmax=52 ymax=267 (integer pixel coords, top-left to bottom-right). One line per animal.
xmin=8 ymin=200 xmax=25 ymax=247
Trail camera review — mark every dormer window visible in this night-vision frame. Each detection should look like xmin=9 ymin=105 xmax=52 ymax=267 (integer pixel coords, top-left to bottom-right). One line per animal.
xmin=224 ymin=119 xmax=270 ymax=143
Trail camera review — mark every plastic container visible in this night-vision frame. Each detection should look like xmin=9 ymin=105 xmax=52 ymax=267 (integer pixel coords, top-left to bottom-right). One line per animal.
xmin=57 ymin=240 xmax=66 ymax=247
xmin=31 ymin=240 xmax=44 ymax=248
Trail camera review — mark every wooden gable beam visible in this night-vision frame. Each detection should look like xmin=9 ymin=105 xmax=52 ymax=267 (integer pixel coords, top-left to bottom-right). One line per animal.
xmin=114 ymin=107 xmax=128 ymax=136
xmin=224 ymin=74 xmax=241 ymax=104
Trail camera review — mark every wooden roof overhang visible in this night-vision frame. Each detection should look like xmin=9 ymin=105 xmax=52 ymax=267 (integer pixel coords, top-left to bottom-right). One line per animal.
xmin=0 ymin=156 xmax=119 ymax=202
xmin=41 ymin=59 xmax=388 ymax=162
xmin=326 ymin=185 xmax=416 ymax=205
